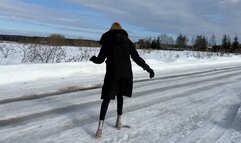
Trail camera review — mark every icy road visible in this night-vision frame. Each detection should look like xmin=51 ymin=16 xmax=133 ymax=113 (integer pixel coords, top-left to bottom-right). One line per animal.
xmin=1 ymin=64 xmax=241 ymax=143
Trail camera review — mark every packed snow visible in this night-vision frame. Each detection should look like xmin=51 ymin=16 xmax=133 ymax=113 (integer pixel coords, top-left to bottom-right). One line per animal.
xmin=1 ymin=42 xmax=241 ymax=143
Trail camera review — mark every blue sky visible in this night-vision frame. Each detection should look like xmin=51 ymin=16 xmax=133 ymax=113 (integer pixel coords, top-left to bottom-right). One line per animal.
xmin=0 ymin=0 xmax=241 ymax=42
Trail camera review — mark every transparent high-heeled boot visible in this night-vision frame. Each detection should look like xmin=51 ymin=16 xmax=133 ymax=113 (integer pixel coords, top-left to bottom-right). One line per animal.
xmin=115 ymin=115 xmax=122 ymax=130
xmin=96 ymin=120 xmax=104 ymax=138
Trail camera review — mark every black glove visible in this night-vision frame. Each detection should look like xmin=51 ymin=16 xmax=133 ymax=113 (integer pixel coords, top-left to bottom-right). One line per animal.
xmin=146 ymin=68 xmax=154 ymax=79
xmin=89 ymin=56 xmax=96 ymax=62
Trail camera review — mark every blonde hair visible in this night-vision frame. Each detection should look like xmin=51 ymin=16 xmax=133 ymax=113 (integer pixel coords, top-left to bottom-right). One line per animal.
xmin=110 ymin=22 xmax=122 ymax=30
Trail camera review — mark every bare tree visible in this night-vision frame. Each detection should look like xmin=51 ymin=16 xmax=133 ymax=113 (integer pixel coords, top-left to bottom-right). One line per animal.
xmin=0 ymin=43 xmax=16 ymax=58
xmin=159 ymin=34 xmax=175 ymax=45
xmin=21 ymin=44 xmax=66 ymax=63
xmin=208 ymin=33 xmax=216 ymax=47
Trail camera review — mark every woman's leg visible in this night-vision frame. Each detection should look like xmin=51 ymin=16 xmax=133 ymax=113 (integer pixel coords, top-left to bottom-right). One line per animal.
xmin=96 ymin=99 xmax=111 ymax=138
xmin=117 ymin=95 xmax=123 ymax=115
xmin=116 ymin=95 xmax=123 ymax=129
xmin=99 ymin=99 xmax=111 ymax=120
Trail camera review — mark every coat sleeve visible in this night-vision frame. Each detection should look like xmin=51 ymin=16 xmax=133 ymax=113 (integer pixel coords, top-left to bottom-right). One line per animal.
xmin=92 ymin=46 xmax=107 ymax=64
xmin=130 ymin=41 xmax=150 ymax=70
xmin=91 ymin=35 xmax=107 ymax=64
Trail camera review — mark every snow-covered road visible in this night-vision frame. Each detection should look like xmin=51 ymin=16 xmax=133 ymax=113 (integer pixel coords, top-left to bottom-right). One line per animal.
xmin=1 ymin=64 xmax=241 ymax=143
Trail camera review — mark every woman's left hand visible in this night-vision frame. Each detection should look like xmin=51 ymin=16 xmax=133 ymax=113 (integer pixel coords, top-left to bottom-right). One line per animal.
xmin=147 ymin=68 xmax=155 ymax=79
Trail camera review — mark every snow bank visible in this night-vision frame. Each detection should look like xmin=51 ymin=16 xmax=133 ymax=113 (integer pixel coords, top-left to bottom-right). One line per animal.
xmin=1 ymin=42 xmax=241 ymax=85
xmin=1 ymin=57 xmax=241 ymax=85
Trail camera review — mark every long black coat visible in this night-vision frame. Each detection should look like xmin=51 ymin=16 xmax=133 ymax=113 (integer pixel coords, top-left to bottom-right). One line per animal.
xmin=91 ymin=29 xmax=150 ymax=100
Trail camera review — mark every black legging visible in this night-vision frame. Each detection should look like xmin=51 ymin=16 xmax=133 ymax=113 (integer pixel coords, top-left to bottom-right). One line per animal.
xmin=99 ymin=95 xmax=123 ymax=120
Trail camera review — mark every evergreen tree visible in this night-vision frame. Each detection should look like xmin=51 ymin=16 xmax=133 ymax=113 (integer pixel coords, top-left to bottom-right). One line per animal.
xmin=151 ymin=38 xmax=157 ymax=49
xmin=193 ymin=35 xmax=208 ymax=51
xmin=156 ymin=36 xmax=161 ymax=49
xmin=176 ymin=34 xmax=188 ymax=49
xmin=222 ymin=34 xmax=231 ymax=53
xmin=232 ymin=35 xmax=239 ymax=53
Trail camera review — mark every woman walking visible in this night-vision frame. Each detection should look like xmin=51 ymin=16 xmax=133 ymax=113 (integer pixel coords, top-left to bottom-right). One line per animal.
xmin=90 ymin=22 xmax=154 ymax=138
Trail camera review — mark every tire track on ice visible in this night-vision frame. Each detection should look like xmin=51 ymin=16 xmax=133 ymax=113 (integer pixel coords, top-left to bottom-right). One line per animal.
xmin=1 ymin=66 xmax=241 ymax=105
xmin=98 ymin=81 xmax=241 ymax=143
xmin=0 ymin=77 xmax=235 ymax=143
xmin=0 ymin=70 xmax=240 ymax=128
xmin=2 ymin=68 xmax=238 ymax=123
xmin=171 ymin=82 xmax=241 ymax=143
xmin=1 ymin=71 xmax=241 ymax=143
xmin=0 ymin=68 xmax=240 ymax=121
xmin=89 ymin=83 xmax=236 ymax=143
xmin=195 ymin=104 xmax=241 ymax=143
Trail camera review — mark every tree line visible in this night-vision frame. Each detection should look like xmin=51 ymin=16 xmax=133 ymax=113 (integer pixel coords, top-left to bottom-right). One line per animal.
xmin=0 ymin=34 xmax=100 ymax=47
xmin=1 ymin=33 xmax=241 ymax=54
xmin=136 ymin=33 xmax=241 ymax=54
